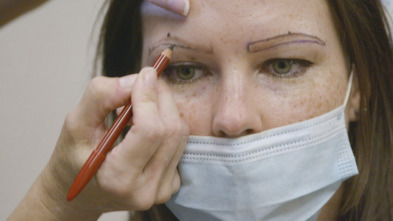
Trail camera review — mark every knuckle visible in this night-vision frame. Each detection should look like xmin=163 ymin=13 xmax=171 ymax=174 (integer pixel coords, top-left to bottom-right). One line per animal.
xmin=91 ymin=75 xmax=108 ymax=84
xmin=155 ymin=174 xmax=180 ymax=204
xmin=98 ymin=171 xmax=139 ymax=197
xmin=172 ymin=173 xmax=181 ymax=194
xmin=63 ymin=108 xmax=79 ymax=132
xmin=109 ymin=185 xmax=131 ymax=198
xmin=89 ymin=76 xmax=106 ymax=89
xmin=155 ymin=190 xmax=172 ymax=205
xmin=99 ymin=178 xmax=156 ymax=211
xmin=88 ymin=76 xmax=110 ymax=99
xmin=132 ymin=194 xmax=155 ymax=211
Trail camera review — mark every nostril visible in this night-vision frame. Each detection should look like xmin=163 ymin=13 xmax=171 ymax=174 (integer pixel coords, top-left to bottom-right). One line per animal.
xmin=212 ymin=98 xmax=263 ymax=138
xmin=216 ymin=130 xmax=227 ymax=138
xmin=244 ymin=128 xmax=254 ymax=135
xmin=217 ymin=128 xmax=255 ymax=138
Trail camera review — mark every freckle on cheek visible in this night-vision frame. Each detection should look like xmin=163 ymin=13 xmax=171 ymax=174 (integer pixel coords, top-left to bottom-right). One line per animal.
xmin=220 ymin=37 xmax=228 ymax=45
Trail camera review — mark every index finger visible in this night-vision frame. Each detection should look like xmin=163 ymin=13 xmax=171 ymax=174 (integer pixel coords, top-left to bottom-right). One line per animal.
xmin=72 ymin=75 xmax=137 ymax=129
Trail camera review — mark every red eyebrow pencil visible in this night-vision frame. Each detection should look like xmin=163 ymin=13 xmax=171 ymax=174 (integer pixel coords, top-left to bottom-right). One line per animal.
xmin=67 ymin=46 xmax=174 ymax=201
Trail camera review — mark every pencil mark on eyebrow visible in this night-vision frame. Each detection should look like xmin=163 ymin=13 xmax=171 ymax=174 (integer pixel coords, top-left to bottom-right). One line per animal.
xmin=149 ymin=34 xmax=214 ymax=55
xmin=247 ymin=32 xmax=326 ymax=53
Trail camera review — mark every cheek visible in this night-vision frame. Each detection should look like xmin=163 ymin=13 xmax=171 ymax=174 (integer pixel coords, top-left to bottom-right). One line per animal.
xmin=263 ymin=70 xmax=347 ymax=127
xmin=171 ymin=69 xmax=348 ymax=134
xmin=172 ymin=81 xmax=216 ymax=135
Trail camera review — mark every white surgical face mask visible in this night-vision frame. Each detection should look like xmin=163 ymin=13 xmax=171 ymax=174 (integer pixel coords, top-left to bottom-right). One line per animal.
xmin=166 ymin=73 xmax=358 ymax=221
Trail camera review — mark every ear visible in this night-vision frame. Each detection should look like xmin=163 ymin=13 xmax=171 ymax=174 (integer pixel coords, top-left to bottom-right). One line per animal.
xmin=348 ymin=70 xmax=360 ymax=123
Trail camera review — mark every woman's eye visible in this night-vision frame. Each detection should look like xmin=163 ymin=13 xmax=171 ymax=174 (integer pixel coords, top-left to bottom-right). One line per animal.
xmin=176 ymin=66 xmax=196 ymax=80
xmin=163 ymin=62 xmax=209 ymax=84
xmin=264 ymin=59 xmax=312 ymax=78
xmin=272 ymin=60 xmax=292 ymax=74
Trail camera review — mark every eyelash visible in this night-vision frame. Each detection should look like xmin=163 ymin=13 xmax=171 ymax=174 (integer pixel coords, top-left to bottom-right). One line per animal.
xmin=162 ymin=59 xmax=313 ymax=84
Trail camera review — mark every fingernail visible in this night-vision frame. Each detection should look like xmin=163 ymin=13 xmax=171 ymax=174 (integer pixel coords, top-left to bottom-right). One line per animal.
xmin=119 ymin=74 xmax=137 ymax=89
xmin=142 ymin=67 xmax=157 ymax=88
xmin=149 ymin=0 xmax=190 ymax=16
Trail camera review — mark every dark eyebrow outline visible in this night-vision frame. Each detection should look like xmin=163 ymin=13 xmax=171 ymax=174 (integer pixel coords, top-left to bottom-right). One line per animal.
xmin=247 ymin=32 xmax=326 ymax=53
xmin=149 ymin=34 xmax=214 ymax=55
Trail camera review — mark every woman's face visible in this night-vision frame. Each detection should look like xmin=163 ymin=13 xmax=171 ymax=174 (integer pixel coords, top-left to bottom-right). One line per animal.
xmin=141 ymin=0 xmax=352 ymax=137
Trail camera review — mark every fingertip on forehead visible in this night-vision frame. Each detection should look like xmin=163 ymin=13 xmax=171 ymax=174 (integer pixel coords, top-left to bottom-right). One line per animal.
xmin=141 ymin=1 xmax=187 ymax=20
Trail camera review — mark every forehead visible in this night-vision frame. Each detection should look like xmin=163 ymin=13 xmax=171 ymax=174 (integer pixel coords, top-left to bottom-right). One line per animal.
xmin=141 ymin=0 xmax=336 ymax=51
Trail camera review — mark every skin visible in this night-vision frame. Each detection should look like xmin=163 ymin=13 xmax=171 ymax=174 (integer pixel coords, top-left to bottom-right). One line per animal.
xmin=9 ymin=0 xmax=359 ymax=220
xmin=142 ymin=0 xmax=357 ymax=137
xmin=141 ymin=0 xmax=359 ymax=219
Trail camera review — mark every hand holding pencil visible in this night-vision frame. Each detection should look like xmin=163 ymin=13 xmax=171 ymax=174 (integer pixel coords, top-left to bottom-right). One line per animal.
xmin=67 ymin=46 xmax=178 ymax=201
xmin=8 ymin=1 xmax=193 ymax=219
xmin=23 ymin=46 xmax=189 ymax=216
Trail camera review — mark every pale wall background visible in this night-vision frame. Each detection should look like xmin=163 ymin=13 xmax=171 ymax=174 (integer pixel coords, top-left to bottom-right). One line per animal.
xmin=0 ymin=1 xmax=392 ymax=221
xmin=0 ymin=0 xmax=128 ymax=220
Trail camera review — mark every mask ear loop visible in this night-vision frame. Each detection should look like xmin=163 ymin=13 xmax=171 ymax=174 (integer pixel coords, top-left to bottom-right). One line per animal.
xmin=343 ymin=66 xmax=354 ymax=107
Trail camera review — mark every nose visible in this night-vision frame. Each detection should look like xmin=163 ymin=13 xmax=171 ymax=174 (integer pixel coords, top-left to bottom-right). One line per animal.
xmin=212 ymin=73 xmax=263 ymax=138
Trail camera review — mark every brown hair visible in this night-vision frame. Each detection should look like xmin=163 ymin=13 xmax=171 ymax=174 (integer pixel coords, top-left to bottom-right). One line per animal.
xmin=97 ymin=1 xmax=393 ymax=220
xmin=328 ymin=1 xmax=393 ymax=220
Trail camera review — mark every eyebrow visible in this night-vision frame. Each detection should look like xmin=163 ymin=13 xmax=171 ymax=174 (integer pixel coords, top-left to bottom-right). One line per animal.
xmin=247 ymin=32 xmax=326 ymax=53
xmin=149 ymin=35 xmax=214 ymax=55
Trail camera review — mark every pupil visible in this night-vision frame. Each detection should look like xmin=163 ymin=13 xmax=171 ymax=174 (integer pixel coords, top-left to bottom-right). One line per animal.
xmin=278 ymin=61 xmax=287 ymax=69
xmin=182 ymin=67 xmax=191 ymax=75
xmin=177 ymin=66 xmax=195 ymax=80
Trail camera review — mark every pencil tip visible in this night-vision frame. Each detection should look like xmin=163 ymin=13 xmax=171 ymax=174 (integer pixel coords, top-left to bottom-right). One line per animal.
xmin=66 ymin=191 xmax=75 ymax=201
xmin=169 ymin=44 xmax=175 ymax=50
